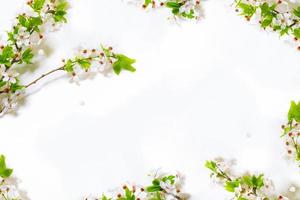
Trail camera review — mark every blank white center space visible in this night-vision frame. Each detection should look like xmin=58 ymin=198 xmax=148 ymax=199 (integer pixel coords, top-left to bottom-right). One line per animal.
xmin=1 ymin=0 xmax=300 ymax=199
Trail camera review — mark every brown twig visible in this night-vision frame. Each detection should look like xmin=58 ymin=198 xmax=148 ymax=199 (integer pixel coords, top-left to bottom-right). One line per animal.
xmin=25 ymin=66 xmax=64 ymax=88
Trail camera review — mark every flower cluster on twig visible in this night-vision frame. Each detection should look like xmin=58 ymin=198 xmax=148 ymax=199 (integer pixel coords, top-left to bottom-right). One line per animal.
xmin=126 ymin=0 xmax=202 ymax=21
xmin=205 ymin=158 xmax=287 ymax=200
xmin=0 ymin=0 xmax=69 ymax=116
xmin=87 ymin=170 xmax=188 ymax=200
xmin=234 ymin=0 xmax=300 ymax=50
xmin=281 ymin=101 xmax=300 ymax=166
xmin=0 ymin=0 xmax=136 ymax=117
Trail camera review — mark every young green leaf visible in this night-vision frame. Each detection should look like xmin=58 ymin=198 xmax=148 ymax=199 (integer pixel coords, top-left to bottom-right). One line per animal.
xmin=0 ymin=155 xmax=13 ymax=178
xmin=77 ymin=58 xmax=91 ymax=70
xmin=113 ymin=54 xmax=136 ymax=75
xmin=64 ymin=60 xmax=75 ymax=72
xmin=22 ymin=48 xmax=34 ymax=64
xmin=31 ymin=0 xmax=46 ymax=12
xmin=224 ymin=180 xmax=240 ymax=192
xmin=205 ymin=160 xmax=217 ymax=173
xmin=237 ymin=2 xmax=256 ymax=17
xmin=293 ymin=7 xmax=300 ymax=18
xmin=288 ymin=101 xmax=300 ymax=123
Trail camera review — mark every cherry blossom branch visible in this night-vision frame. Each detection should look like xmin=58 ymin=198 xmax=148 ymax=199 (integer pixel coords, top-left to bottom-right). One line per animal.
xmin=205 ymin=159 xmax=287 ymax=199
xmin=87 ymin=170 xmax=187 ymax=200
xmin=234 ymin=0 xmax=300 ymax=51
xmin=128 ymin=0 xmax=202 ymax=21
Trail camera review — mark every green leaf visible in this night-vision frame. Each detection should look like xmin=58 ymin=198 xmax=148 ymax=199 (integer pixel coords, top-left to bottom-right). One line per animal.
xmin=31 ymin=0 xmax=46 ymax=11
xmin=0 ymin=155 xmax=13 ymax=179
xmin=10 ymin=81 xmax=24 ymax=93
xmin=19 ymin=15 xmax=43 ymax=32
xmin=253 ymin=174 xmax=264 ymax=189
xmin=261 ymin=15 xmax=273 ymax=28
xmin=147 ymin=179 xmax=162 ymax=192
xmin=280 ymin=27 xmax=289 ymax=36
xmin=64 ymin=60 xmax=75 ymax=72
xmin=242 ymin=174 xmax=264 ymax=189
xmin=144 ymin=0 xmax=152 ymax=6
xmin=28 ymin=16 xmax=43 ymax=31
xmin=56 ymin=0 xmax=69 ymax=11
xmin=124 ymin=188 xmax=135 ymax=200
xmin=162 ymin=175 xmax=175 ymax=184
xmin=146 ymin=185 xmax=162 ymax=192
xmin=182 ymin=9 xmax=195 ymax=19
xmin=166 ymin=1 xmax=182 ymax=15
xmin=101 ymin=195 xmax=111 ymax=200
xmin=166 ymin=2 xmax=181 ymax=9
xmin=0 ymin=46 xmax=14 ymax=66
xmin=152 ymin=179 xmax=160 ymax=186
xmin=53 ymin=1 xmax=68 ymax=23
xmin=260 ymin=3 xmax=276 ymax=17
xmin=293 ymin=28 xmax=300 ymax=39
xmin=259 ymin=3 xmax=276 ymax=28
xmin=112 ymin=54 xmax=136 ymax=75
xmin=293 ymin=7 xmax=300 ymax=18
xmin=288 ymin=101 xmax=300 ymax=123
xmin=77 ymin=58 xmax=91 ymax=70
xmin=53 ymin=10 xmax=67 ymax=23
xmin=237 ymin=2 xmax=256 ymax=17
xmin=224 ymin=180 xmax=240 ymax=192
xmin=205 ymin=160 xmax=217 ymax=173
xmin=22 ymin=48 xmax=34 ymax=64
xmin=18 ymin=15 xmax=27 ymax=27
xmin=241 ymin=175 xmax=252 ymax=187
xmin=2 ymin=46 xmax=14 ymax=60
xmin=0 ymin=80 xmax=6 ymax=88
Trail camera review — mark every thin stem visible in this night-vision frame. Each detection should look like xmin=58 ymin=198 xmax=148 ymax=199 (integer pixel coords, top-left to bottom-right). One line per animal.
xmin=216 ymin=165 xmax=232 ymax=181
xmin=25 ymin=66 xmax=64 ymax=88
xmin=162 ymin=189 xmax=183 ymax=200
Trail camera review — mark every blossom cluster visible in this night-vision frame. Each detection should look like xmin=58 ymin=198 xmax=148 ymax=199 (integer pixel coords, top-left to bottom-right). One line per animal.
xmin=205 ymin=159 xmax=287 ymax=200
xmin=87 ymin=170 xmax=188 ymax=200
xmin=127 ymin=0 xmax=202 ymax=20
xmin=0 ymin=155 xmax=21 ymax=200
xmin=281 ymin=101 xmax=300 ymax=165
xmin=62 ymin=46 xmax=136 ymax=85
xmin=234 ymin=0 xmax=300 ymax=50
xmin=0 ymin=0 xmax=68 ymax=116
xmin=0 ymin=0 xmax=136 ymax=117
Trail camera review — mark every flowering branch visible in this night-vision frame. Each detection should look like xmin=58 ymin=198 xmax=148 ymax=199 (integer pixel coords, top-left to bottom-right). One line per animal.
xmin=205 ymin=159 xmax=287 ymax=200
xmin=87 ymin=170 xmax=188 ymax=200
xmin=0 ymin=0 xmax=69 ymax=116
xmin=281 ymin=101 xmax=300 ymax=166
xmin=0 ymin=0 xmax=136 ymax=117
xmin=234 ymin=0 xmax=300 ymax=50
xmin=22 ymin=45 xmax=136 ymax=89
xmin=127 ymin=0 xmax=202 ymax=21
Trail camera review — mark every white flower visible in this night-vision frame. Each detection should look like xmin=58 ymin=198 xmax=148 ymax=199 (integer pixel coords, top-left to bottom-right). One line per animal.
xmin=160 ymin=180 xmax=176 ymax=194
xmin=179 ymin=1 xmax=194 ymax=14
xmin=29 ymin=32 xmax=42 ymax=45
xmin=135 ymin=190 xmax=148 ymax=200
xmin=289 ymin=186 xmax=296 ymax=193
xmin=0 ymin=90 xmax=23 ymax=116
xmin=0 ymin=185 xmax=20 ymax=200
xmin=16 ymin=27 xmax=30 ymax=47
xmin=2 ymin=68 xmax=19 ymax=84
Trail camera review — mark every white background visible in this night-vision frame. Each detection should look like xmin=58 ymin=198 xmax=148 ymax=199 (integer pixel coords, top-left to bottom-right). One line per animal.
xmin=1 ymin=0 xmax=300 ymax=199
